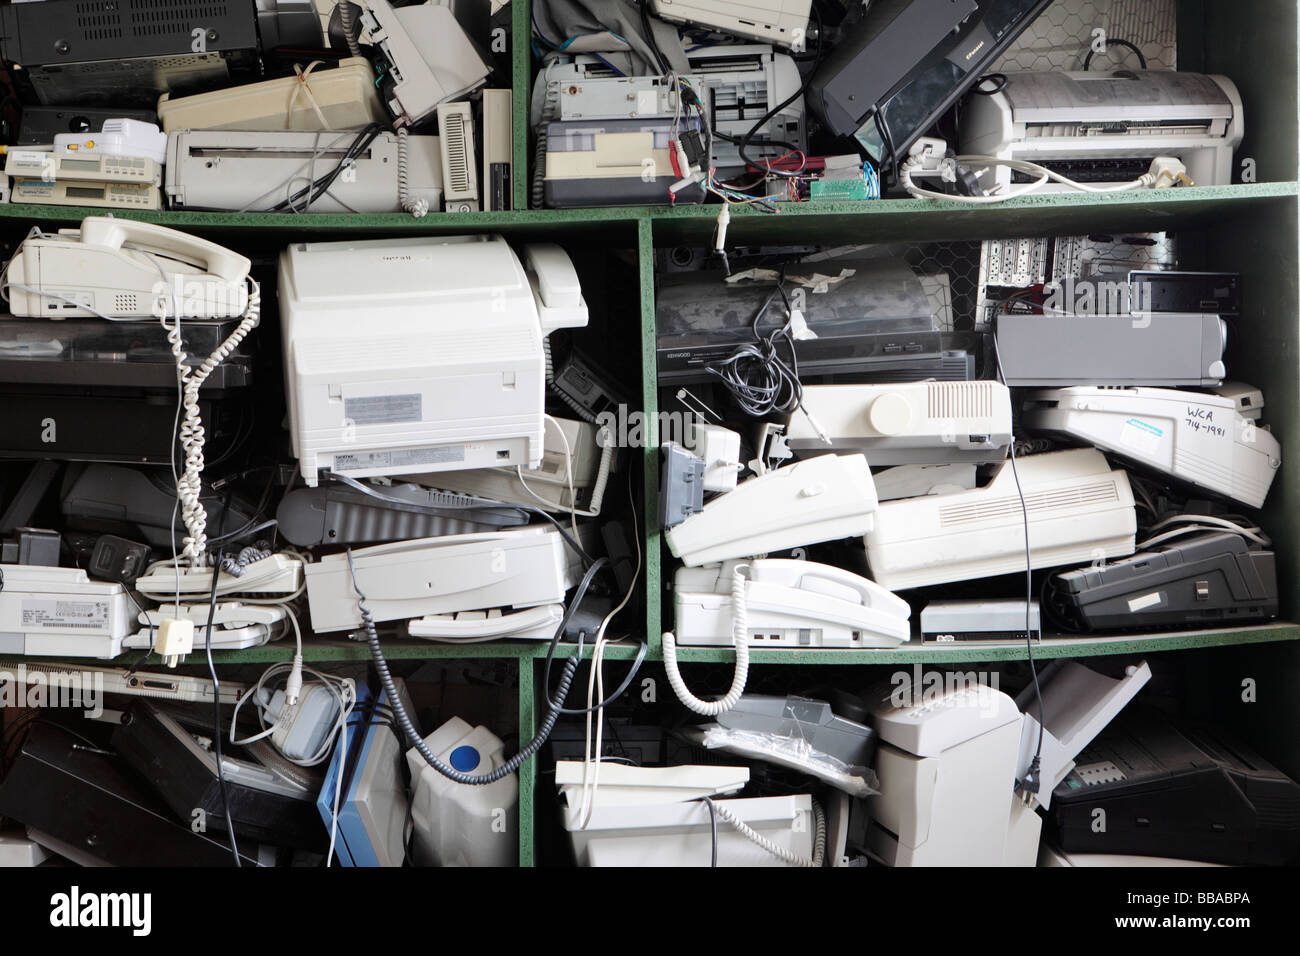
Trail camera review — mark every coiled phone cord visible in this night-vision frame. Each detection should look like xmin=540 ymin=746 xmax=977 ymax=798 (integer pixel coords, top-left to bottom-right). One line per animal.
xmin=702 ymin=795 xmax=826 ymax=867
xmin=661 ymin=563 xmax=750 ymax=716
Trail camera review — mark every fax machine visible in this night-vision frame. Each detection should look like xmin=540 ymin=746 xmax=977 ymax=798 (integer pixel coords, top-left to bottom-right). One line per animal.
xmin=278 ymin=234 xmax=588 ymax=487
xmin=961 ymin=71 xmax=1244 ymax=192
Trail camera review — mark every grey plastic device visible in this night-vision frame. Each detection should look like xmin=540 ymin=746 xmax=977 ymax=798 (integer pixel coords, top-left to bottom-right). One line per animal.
xmin=995 ymin=312 xmax=1228 ymax=387
xmin=659 ymin=443 xmax=705 ymax=530
xmin=0 ymin=527 xmax=60 ymax=567
xmin=714 ymin=695 xmax=877 ymax=770
xmin=276 ymin=482 xmax=529 ymax=547
xmin=920 ymin=598 xmax=1042 ymax=640
xmin=808 ymin=0 xmax=977 ymax=137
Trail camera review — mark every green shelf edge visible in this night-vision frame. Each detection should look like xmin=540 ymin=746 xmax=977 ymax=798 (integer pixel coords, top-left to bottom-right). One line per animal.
xmin=0 ymin=182 xmax=1292 ymax=233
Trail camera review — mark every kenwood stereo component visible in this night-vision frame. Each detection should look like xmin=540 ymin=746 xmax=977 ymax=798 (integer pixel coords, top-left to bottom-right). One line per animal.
xmin=1023 ymin=386 xmax=1281 ymax=509
xmin=1046 ymin=532 xmax=1278 ymax=632
xmin=665 ymin=453 xmax=879 ymax=567
xmin=649 ymin=0 xmax=811 ymax=48
xmin=865 ymin=448 xmax=1137 ymax=590
xmin=276 ymin=481 xmax=528 ymax=547
xmin=165 ymin=129 xmax=444 ymax=213
xmin=920 ymin=599 xmax=1041 ymax=641
xmin=0 ymin=565 xmax=134 ymax=659
xmin=17 ymin=106 xmax=158 ymax=146
xmin=0 ymin=0 xmax=321 ymax=107
xmin=278 ymin=235 xmax=588 ymax=486
xmin=304 ymin=526 xmax=577 ymax=633
xmin=813 ymin=0 xmax=1051 ymax=164
xmin=788 ymin=381 xmax=1012 ymax=465
xmin=360 ymin=0 xmax=491 ymax=127
xmin=157 ymin=56 xmax=387 ymax=132
xmin=961 ymin=71 xmax=1244 ymax=191
xmin=543 ymin=116 xmax=708 ymax=208
xmin=1050 ymin=708 xmax=1300 ymax=866
xmin=674 ymin=558 xmax=911 ymax=648
xmin=656 ymin=258 xmax=940 ymax=383
xmin=995 ymin=312 xmax=1228 ymax=387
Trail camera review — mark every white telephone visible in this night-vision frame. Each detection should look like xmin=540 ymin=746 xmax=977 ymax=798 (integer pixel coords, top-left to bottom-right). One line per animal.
xmin=674 ymin=559 xmax=912 ymax=649
xmin=5 ymin=216 xmax=252 ymax=320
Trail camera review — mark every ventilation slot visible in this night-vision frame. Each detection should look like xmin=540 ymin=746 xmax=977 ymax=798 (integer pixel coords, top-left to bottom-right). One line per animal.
xmin=940 ymin=480 xmax=1119 ymax=527
xmin=927 ymin=381 xmax=994 ymax=420
xmin=443 ymin=114 xmax=470 ymax=195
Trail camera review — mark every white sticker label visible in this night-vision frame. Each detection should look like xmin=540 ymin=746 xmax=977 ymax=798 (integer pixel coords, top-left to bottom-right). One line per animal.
xmin=1127 ymin=591 xmax=1163 ymax=612
xmin=21 ymin=599 xmax=109 ymax=630
xmin=1119 ymin=418 xmax=1163 ymax=455
xmin=333 ymin=446 xmax=465 ymax=472
xmin=343 ymin=394 xmax=422 ymax=425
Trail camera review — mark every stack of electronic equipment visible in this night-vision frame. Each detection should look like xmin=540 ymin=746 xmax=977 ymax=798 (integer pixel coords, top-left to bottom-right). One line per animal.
xmin=527 ymin=0 xmax=1244 ymax=214
xmin=0 ymin=1 xmax=514 ymax=214
xmin=0 ymin=665 xmax=536 ymax=867
xmin=654 ymin=246 xmax=1281 ymax=675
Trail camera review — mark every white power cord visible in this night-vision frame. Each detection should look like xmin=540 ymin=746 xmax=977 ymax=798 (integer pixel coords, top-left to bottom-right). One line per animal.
xmin=396 ymin=126 xmax=430 ymax=218
xmin=703 ymin=796 xmax=826 ymax=867
xmin=662 ymin=563 xmax=750 ymax=716
xmin=1138 ymin=513 xmax=1271 ymax=549
xmin=515 ymin=419 xmax=617 ymax=519
xmin=899 ymin=141 xmax=1193 ymax=203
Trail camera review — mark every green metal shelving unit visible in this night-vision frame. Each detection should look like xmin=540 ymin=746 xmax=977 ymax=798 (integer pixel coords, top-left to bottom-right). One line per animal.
xmin=1 ymin=0 xmax=1297 ymax=867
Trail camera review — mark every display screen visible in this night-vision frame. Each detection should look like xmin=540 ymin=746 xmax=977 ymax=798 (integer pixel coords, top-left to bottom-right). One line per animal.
xmin=65 ymin=185 xmax=106 ymax=199
xmin=61 ymin=158 xmax=101 ymax=172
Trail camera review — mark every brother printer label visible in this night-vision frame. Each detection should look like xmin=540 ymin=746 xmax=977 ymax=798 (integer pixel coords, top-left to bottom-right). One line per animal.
xmin=1119 ymin=418 xmax=1164 ymax=455
xmin=21 ymin=599 xmax=109 ymax=630
xmin=344 ymin=394 xmax=423 ymax=426
xmin=333 ymin=446 xmax=466 ymax=472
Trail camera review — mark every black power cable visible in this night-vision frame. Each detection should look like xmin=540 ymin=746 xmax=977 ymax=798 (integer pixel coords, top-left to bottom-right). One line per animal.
xmin=1083 ymin=38 xmax=1148 ymax=70
xmin=202 ymin=551 xmax=242 ymax=866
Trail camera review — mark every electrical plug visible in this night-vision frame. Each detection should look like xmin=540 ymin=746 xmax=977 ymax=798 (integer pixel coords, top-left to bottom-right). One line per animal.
xmin=1142 ymin=156 xmax=1194 ymax=188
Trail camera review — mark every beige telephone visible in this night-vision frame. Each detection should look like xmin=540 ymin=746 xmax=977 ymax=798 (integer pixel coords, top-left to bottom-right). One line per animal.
xmin=5 ymin=216 xmax=252 ymax=320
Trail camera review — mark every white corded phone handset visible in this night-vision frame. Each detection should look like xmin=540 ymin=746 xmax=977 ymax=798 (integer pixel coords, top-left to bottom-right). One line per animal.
xmin=5 ymin=216 xmax=252 ymax=320
xmin=523 ymin=242 xmax=589 ymax=334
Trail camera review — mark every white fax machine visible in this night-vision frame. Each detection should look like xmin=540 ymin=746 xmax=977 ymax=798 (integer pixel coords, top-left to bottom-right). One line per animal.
xmin=665 ymin=453 xmax=879 ymax=567
xmin=961 ymin=70 xmax=1243 ymax=192
xmin=278 ymin=234 xmax=588 ymax=486
xmin=673 ymin=558 xmax=911 ymax=649
xmin=0 ymin=564 xmax=134 ymax=659
xmin=865 ymin=448 xmax=1137 ymax=590
xmin=1023 ymin=385 xmax=1281 ymax=509
xmin=789 ymin=381 xmax=1012 ymax=465
xmin=304 ymin=526 xmax=578 ymax=633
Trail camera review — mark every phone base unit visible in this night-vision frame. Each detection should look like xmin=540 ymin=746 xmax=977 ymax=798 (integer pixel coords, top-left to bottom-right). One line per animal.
xmin=0 ymin=565 xmax=134 ymax=658
xmin=665 ymin=454 xmax=879 ymax=567
xmin=4 ymin=216 xmax=251 ymax=319
xmin=303 ymin=527 xmax=576 ymax=633
xmin=1046 ymin=532 xmax=1279 ymax=632
xmin=1023 ymin=386 xmax=1282 ymax=509
xmin=920 ymin=599 xmax=1041 ymax=641
xmin=865 ymin=448 xmax=1137 ymax=590
xmin=278 ymin=235 xmax=588 ymax=487
xmin=788 ymin=381 xmax=1013 ymax=465
xmin=674 ymin=559 xmax=911 ymax=648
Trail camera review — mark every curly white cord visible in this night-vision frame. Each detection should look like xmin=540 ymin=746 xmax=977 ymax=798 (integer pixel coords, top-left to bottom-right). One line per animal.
xmin=165 ymin=277 xmax=261 ymax=565
xmin=662 ymin=563 xmax=750 ymax=716
xmin=704 ymin=796 xmax=826 ymax=867
xmin=397 ymin=126 xmax=430 ymax=218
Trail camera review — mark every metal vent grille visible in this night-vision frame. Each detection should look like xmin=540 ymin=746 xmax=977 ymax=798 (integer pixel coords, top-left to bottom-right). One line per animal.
xmin=443 ymin=112 xmax=471 ymax=195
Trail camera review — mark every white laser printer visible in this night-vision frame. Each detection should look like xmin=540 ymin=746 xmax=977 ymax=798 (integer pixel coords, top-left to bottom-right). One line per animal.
xmin=278 ymin=235 xmax=589 ymax=486
xmin=961 ymin=70 xmax=1244 ymax=192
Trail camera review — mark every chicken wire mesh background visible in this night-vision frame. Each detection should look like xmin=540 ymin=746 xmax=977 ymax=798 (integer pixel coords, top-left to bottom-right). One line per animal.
xmin=993 ymin=0 xmax=1177 ymax=73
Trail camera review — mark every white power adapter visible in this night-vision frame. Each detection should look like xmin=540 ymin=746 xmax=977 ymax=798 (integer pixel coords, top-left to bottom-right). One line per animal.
xmin=154 ymin=618 xmax=194 ymax=668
